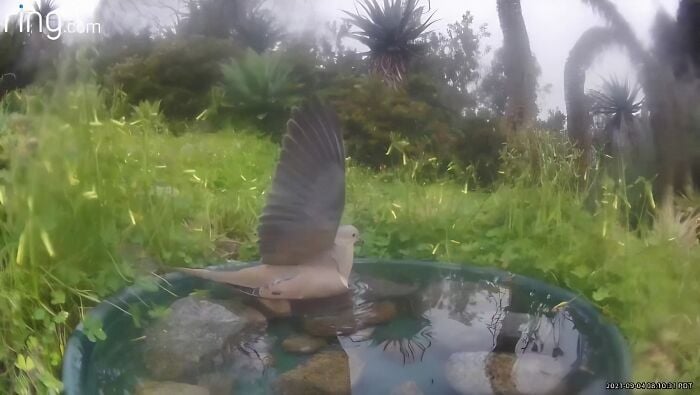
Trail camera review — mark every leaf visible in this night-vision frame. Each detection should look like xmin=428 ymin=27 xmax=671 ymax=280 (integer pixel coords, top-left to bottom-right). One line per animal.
xmin=50 ymin=290 xmax=66 ymax=305
xmin=32 ymin=308 xmax=48 ymax=321
xmin=147 ymin=306 xmax=171 ymax=320
xmin=83 ymin=317 xmax=107 ymax=343
xmin=54 ymin=311 xmax=69 ymax=324
xmin=592 ymin=288 xmax=611 ymax=302
xmin=125 ymin=304 xmax=143 ymax=328
xmin=572 ymin=265 xmax=589 ymax=279
xmin=15 ymin=355 xmax=35 ymax=372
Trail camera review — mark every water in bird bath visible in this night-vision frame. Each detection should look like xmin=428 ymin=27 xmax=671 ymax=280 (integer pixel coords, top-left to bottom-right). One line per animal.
xmin=74 ymin=262 xmax=624 ymax=395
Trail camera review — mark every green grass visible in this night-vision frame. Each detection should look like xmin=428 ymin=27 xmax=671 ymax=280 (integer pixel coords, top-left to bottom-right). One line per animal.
xmin=0 ymin=84 xmax=698 ymax=394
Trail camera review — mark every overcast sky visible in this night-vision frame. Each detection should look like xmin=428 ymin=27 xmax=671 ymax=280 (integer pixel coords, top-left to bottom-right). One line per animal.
xmin=270 ymin=0 xmax=680 ymax=113
xmin=1 ymin=0 xmax=681 ymax=113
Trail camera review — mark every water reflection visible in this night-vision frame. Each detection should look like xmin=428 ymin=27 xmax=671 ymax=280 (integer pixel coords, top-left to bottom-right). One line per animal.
xmin=344 ymin=270 xmax=588 ymax=394
xmin=87 ymin=265 xmax=613 ymax=395
xmin=368 ymin=316 xmax=433 ymax=365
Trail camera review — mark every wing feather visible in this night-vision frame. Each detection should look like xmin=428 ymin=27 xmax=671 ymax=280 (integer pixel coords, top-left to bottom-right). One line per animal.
xmin=257 ymin=105 xmax=346 ymax=266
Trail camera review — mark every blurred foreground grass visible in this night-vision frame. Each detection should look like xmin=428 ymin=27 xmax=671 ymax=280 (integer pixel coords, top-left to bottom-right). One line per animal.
xmin=0 ymin=84 xmax=698 ymax=393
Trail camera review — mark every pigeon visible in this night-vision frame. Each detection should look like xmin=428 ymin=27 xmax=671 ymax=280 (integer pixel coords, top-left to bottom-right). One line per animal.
xmin=176 ymin=105 xmax=360 ymax=306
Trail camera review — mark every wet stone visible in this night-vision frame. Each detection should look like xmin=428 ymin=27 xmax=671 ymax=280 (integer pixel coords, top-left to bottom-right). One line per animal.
xmin=390 ymin=380 xmax=424 ymax=395
xmin=197 ymin=371 xmax=235 ymax=395
xmin=211 ymin=298 xmax=268 ymax=328
xmin=360 ymin=275 xmax=420 ymax=299
xmin=444 ymin=351 xmax=570 ymax=395
xmin=303 ymin=300 xmax=398 ymax=337
xmin=143 ymin=297 xmax=248 ymax=380
xmin=231 ymin=332 xmax=276 ymax=380
xmin=281 ymin=334 xmax=327 ymax=354
xmin=273 ymin=349 xmax=351 ymax=395
xmin=136 ymin=381 xmax=210 ymax=395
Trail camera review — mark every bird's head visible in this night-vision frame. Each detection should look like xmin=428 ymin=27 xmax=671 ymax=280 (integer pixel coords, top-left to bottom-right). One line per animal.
xmin=336 ymin=224 xmax=362 ymax=246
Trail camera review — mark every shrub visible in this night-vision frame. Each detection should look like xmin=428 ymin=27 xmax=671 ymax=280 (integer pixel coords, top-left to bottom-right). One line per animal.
xmin=218 ymin=49 xmax=304 ymax=135
xmin=323 ymin=74 xmax=504 ymax=185
xmin=106 ymin=36 xmax=240 ymax=119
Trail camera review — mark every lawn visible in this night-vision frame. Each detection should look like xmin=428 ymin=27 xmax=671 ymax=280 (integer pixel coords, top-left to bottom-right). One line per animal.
xmin=0 ymin=84 xmax=698 ymax=393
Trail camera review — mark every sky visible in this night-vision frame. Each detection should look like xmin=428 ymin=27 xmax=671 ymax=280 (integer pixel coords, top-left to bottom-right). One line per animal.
xmin=1 ymin=0 xmax=681 ymax=113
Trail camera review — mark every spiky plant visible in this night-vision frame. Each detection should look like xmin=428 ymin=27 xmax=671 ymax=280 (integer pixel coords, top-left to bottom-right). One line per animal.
xmin=589 ymin=76 xmax=644 ymax=154
xmin=31 ymin=0 xmax=59 ymax=31
xmin=344 ymin=0 xmax=436 ymax=88
xmin=220 ymin=49 xmax=303 ymax=133
xmin=564 ymin=27 xmax=622 ymax=162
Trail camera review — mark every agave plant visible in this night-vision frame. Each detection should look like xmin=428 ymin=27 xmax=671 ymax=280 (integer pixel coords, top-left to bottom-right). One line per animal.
xmin=220 ymin=49 xmax=303 ymax=133
xmin=29 ymin=0 xmax=59 ymax=32
xmin=589 ymin=76 xmax=644 ymax=154
xmin=344 ymin=0 xmax=436 ymax=88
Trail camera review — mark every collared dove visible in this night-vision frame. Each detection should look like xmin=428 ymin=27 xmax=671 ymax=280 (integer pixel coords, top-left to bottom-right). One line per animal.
xmin=177 ymin=105 xmax=360 ymax=304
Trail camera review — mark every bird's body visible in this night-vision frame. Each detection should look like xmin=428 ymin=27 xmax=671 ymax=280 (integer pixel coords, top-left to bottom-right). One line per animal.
xmin=176 ymin=105 xmax=359 ymax=302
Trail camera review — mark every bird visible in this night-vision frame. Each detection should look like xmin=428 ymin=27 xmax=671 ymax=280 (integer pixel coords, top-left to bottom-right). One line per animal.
xmin=176 ymin=105 xmax=360 ymax=313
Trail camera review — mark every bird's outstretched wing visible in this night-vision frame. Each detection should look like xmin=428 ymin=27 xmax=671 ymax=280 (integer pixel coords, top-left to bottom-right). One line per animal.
xmin=258 ymin=105 xmax=346 ymax=265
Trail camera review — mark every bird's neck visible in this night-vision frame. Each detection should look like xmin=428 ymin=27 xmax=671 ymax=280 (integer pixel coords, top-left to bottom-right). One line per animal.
xmin=332 ymin=243 xmax=354 ymax=284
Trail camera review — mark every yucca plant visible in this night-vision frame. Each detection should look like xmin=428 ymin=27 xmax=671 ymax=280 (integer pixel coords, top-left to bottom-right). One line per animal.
xmin=344 ymin=0 xmax=436 ymax=88
xmin=220 ymin=49 xmax=303 ymax=134
xmin=589 ymin=76 xmax=644 ymax=155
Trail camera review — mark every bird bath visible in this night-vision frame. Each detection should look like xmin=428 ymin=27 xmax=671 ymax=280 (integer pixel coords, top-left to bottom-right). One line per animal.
xmin=62 ymin=260 xmax=630 ymax=395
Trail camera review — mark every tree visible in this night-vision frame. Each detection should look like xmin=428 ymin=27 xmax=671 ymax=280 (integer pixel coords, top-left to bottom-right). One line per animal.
xmin=344 ymin=0 xmax=436 ymax=88
xmin=564 ymin=26 xmax=626 ymax=163
xmin=496 ymin=0 xmax=538 ymax=133
xmin=415 ymin=12 xmax=488 ymax=116
xmin=537 ymin=109 xmax=567 ymax=133
xmin=677 ymin=0 xmax=700 ymax=72
xmin=180 ymin=0 xmax=283 ymax=52
xmin=0 ymin=0 xmax=61 ymax=99
xmin=478 ymin=48 xmax=507 ymax=118
xmin=589 ymin=77 xmax=644 ymax=155
xmin=574 ymin=0 xmax=698 ymax=204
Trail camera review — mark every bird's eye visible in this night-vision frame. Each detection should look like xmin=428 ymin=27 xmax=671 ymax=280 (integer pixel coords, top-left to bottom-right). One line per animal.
xmin=352 ymin=233 xmax=356 ymax=237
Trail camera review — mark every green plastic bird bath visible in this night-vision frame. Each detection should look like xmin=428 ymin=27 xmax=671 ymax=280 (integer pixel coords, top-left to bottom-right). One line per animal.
xmin=62 ymin=260 xmax=631 ymax=395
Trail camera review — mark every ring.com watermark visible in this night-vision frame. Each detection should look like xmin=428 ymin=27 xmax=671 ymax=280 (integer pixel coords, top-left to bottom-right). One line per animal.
xmin=3 ymin=3 xmax=101 ymax=41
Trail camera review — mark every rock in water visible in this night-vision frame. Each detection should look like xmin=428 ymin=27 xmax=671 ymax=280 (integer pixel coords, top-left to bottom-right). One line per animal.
xmin=143 ymin=297 xmax=247 ymax=380
xmin=197 ymin=371 xmax=235 ymax=395
xmin=282 ymin=334 xmax=327 ymax=354
xmin=444 ymin=351 xmax=570 ymax=395
xmin=360 ymin=301 xmax=398 ymax=326
xmin=513 ymin=353 xmax=570 ymax=394
xmin=444 ymin=352 xmax=493 ymax=395
xmin=136 ymin=381 xmax=210 ymax=395
xmin=273 ymin=350 xmax=351 ymax=395
xmin=303 ymin=301 xmax=398 ymax=337
xmin=390 ymin=381 xmax=425 ymax=395
xmin=361 ymin=275 xmax=420 ymax=299
xmin=211 ymin=299 xmax=268 ymax=328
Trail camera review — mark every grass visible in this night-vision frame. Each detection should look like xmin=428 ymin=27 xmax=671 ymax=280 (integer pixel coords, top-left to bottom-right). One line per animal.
xmin=0 ymin=84 xmax=698 ymax=394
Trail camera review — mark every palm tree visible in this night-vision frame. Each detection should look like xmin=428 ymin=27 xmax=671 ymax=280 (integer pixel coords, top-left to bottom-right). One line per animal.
xmin=589 ymin=76 xmax=644 ymax=155
xmin=344 ymin=0 xmax=436 ymax=88
xmin=677 ymin=0 xmax=699 ymax=71
xmin=570 ymin=0 xmax=697 ymax=203
xmin=496 ymin=0 xmax=538 ymax=133
xmin=564 ymin=26 xmax=626 ymax=163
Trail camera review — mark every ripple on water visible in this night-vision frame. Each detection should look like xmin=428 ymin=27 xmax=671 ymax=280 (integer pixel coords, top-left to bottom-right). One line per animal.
xmin=85 ymin=264 xmax=617 ymax=395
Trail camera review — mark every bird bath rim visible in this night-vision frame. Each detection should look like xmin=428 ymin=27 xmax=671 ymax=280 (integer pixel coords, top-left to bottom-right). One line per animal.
xmin=61 ymin=259 xmax=632 ymax=394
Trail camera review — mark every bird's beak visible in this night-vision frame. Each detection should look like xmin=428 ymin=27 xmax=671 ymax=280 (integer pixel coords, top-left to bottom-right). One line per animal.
xmin=356 ymin=237 xmax=365 ymax=246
